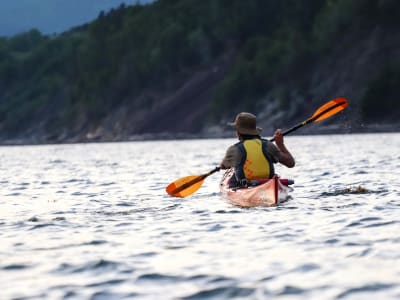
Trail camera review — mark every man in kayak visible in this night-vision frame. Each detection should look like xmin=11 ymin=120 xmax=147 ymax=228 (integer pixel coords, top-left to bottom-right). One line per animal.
xmin=220 ymin=112 xmax=295 ymax=187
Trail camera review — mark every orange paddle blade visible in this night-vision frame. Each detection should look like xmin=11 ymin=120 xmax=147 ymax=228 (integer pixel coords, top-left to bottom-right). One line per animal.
xmin=166 ymin=175 xmax=205 ymax=198
xmin=311 ymin=97 xmax=348 ymax=122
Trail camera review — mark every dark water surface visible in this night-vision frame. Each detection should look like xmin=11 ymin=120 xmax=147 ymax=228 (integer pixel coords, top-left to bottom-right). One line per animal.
xmin=0 ymin=133 xmax=399 ymax=299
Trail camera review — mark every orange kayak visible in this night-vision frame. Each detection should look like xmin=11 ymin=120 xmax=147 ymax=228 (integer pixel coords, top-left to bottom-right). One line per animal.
xmin=220 ymin=169 xmax=293 ymax=207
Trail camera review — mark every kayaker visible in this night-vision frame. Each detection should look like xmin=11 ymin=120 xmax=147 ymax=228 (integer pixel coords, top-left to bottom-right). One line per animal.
xmin=220 ymin=112 xmax=295 ymax=187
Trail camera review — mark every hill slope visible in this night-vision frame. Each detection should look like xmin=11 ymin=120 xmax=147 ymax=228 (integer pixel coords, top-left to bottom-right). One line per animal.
xmin=0 ymin=0 xmax=152 ymax=36
xmin=0 ymin=0 xmax=399 ymax=144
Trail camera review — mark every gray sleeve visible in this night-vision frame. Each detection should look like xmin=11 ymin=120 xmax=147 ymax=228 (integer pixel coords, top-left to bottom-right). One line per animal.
xmin=221 ymin=145 xmax=241 ymax=168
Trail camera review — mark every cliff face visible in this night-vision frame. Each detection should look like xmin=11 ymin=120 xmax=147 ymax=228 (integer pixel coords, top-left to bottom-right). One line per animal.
xmin=86 ymin=24 xmax=400 ymax=142
xmin=254 ymin=25 xmax=400 ymax=136
xmin=81 ymin=47 xmax=237 ymax=142
xmin=0 ymin=0 xmax=399 ymax=144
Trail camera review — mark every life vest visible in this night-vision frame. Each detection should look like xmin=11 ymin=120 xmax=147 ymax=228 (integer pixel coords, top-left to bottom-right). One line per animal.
xmin=234 ymin=138 xmax=275 ymax=181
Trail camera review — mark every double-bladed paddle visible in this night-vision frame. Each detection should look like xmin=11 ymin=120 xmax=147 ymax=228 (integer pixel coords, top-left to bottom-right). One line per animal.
xmin=166 ymin=97 xmax=348 ymax=197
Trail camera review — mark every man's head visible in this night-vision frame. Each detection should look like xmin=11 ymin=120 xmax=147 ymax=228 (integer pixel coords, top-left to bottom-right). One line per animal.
xmin=228 ymin=112 xmax=262 ymax=135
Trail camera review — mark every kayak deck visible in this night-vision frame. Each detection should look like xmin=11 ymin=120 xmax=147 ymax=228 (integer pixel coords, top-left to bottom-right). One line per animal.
xmin=220 ymin=169 xmax=293 ymax=207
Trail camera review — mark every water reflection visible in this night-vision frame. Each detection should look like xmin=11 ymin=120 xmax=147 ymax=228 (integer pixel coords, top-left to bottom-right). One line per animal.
xmin=0 ymin=133 xmax=399 ymax=299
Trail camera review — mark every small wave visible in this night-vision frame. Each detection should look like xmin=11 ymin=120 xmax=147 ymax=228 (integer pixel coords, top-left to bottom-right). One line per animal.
xmin=62 ymin=290 xmax=78 ymax=299
xmin=359 ymin=217 xmax=381 ymax=222
xmin=99 ymin=207 xmax=159 ymax=216
xmin=29 ymin=223 xmax=55 ymax=230
xmin=345 ymin=218 xmax=397 ymax=229
xmin=52 ymin=216 xmax=67 ymax=221
xmin=259 ymin=275 xmax=275 ymax=282
xmin=207 ymin=275 xmax=236 ymax=285
xmin=98 ymin=182 xmax=116 ymax=187
xmin=115 ymin=222 xmax=133 ymax=227
xmin=363 ymin=220 xmax=398 ymax=228
xmin=187 ymin=274 xmax=209 ymax=281
xmin=83 ymin=240 xmax=108 ymax=246
xmin=64 ymin=179 xmax=95 ymax=185
xmin=137 ymin=273 xmax=183 ymax=282
xmin=71 ymin=191 xmax=98 ymax=197
xmin=2 ymin=263 xmax=31 ymax=270
xmin=49 ymin=159 xmax=66 ymax=164
xmin=56 ymin=259 xmax=120 ymax=274
xmin=278 ymin=285 xmax=305 ymax=295
xmin=292 ymin=263 xmax=320 ymax=273
xmin=208 ymin=224 xmax=225 ymax=231
xmin=88 ymin=290 xmax=132 ymax=300
xmin=320 ymin=171 xmax=332 ymax=176
xmin=181 ymin=286 xmax=254 ymax=300
xmin=344 ymin=241 xmax=371 ymax=247
xmin=336 ymin=283 xmax=395 ymax=299
xmin=192 ymin=209 xmax=209 ymax=215
xmin=161 ymin=204 xmax=182 ymax=211
xmin=164 ymin=245 xmax=187 ymax=250
xmin=325 ymin=238 xmax=340 ymax=244
xmin=11 ymin=186 xmax=28 ymax=191
xmin=346 ymin=221 xmax=363 ymax=228
xmin=85 ymin=278 xmax=125 ymax=288
xmin=6 ymin=192 xmax=22 ymax=196
xmin=31 ymin=237 xmax=104 ymax=251
xmin=115 ymin=201 xmax=135 ymax=207
xmin=347 ymin=247 xmax=372 ymax=257
xmin=85 ymin=259 xmax=119 ymax=271
xmin=352 ymin=170 xmax=369 ymax=175
xmin=132 ymin=251 xmax=158 ymax=258
xmin=215 ymin=209 xmax=242 ymax=214
xmin=321 ymin=202 xmax=364 ymax=210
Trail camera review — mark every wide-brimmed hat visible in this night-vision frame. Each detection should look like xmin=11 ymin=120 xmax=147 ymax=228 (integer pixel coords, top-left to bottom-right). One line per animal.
xmin=228 ymin=112 xmax=262 ymax=135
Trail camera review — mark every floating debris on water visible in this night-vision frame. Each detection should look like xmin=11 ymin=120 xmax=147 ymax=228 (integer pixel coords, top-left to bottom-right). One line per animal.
xmin=342 ymin=185 xmax=369 ymax=194
xmin=320 ymin=185 xmax=370 ymax=197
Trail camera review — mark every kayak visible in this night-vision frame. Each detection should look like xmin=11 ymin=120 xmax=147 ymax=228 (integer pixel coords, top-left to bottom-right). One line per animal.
xmin=220 ymin=169 xmax=293 ymax=207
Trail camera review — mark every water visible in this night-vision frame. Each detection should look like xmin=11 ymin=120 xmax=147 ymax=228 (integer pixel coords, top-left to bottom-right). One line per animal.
xmin=0 ymin=133 xmax=399 ymax=300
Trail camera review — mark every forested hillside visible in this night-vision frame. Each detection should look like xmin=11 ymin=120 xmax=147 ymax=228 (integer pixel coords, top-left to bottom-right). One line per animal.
xmin=0 ymin=0 xmax=399 ymax=143
xmin=0 ymin=0 xmax=152 ymax=36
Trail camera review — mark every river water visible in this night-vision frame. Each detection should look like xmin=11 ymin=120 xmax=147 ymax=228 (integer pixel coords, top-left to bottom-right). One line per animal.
xmin=0 ymin=133 xmax=399 ymax=300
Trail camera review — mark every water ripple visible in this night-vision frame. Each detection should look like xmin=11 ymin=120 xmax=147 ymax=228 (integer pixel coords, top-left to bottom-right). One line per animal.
xmin=56 ymin=259 xmax=120 ymax=274
xmin=2 ymin=264 xmax=31 ymax=270
xmin=182 ymin=286 xmax=254 ymax=300
xmin=336 ymin=283 xmax=395 ymax=299
xmin=278 ymin=285 xmax=305 ymax=295
xmin=137 ymin=273 xmax=182 ymax=282
xmin=0 ymin=134 xmax=399 ymax=299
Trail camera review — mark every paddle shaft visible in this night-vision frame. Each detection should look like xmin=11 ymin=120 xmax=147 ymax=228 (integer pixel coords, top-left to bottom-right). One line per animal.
xmin=270 ymin=119 xmax=311 ymax=142
xmin=270 ymin=99 xmax=346 ymax=142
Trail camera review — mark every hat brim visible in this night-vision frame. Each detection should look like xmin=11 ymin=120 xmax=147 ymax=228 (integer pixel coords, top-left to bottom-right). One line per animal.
xmin=228 ymin=122 xmax=262 ymax=135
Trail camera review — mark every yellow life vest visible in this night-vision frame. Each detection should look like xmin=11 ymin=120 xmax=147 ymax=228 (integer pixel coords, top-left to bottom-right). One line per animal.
xmin=236 ymin=139 xmax=273 ymax=180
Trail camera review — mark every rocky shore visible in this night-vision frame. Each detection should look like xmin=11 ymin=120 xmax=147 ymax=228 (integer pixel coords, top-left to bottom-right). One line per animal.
xmin=1 ymin=122 xmax=398 ymax=146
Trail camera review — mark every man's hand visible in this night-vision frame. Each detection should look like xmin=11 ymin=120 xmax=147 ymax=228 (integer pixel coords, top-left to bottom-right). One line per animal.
xmin=273 ymin=129 xmax=285 ymax=148
xmin=273 ymin=129 xmax=295 ymax=168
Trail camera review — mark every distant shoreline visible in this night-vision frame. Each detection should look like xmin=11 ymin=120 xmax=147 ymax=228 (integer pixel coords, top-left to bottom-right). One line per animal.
xmin=1 ymin=124 xmax=399 ymax=146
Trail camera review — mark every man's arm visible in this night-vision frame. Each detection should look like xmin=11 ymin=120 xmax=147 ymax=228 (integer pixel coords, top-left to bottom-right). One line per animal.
xmin=273 ymin=129 xmax=295 ymax=168
xmin=220 ymin=145 xmax=240 ymax=169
